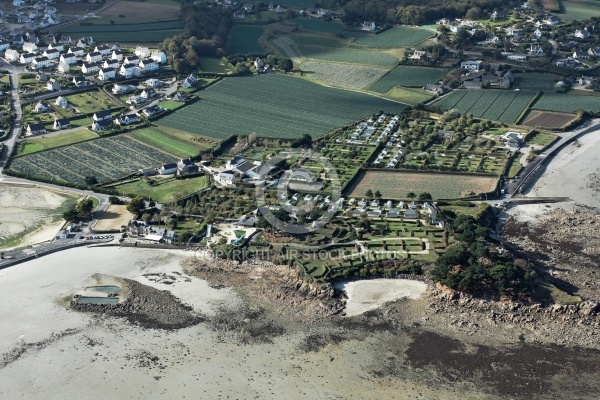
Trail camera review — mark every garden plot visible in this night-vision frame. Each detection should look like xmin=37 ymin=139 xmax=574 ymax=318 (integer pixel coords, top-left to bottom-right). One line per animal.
xmin=521 ymin=110 xmax=577 ymax=129
xmin=9 ymin=134 xmax=176 ymax=186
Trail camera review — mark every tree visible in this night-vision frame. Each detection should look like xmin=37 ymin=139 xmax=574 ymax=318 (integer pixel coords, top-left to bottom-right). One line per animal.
xmin=127 ymin=196 xmax=146 ymax=214
xmin=76 ymin=198 xmax=94 ymax=216
xmin=374 ymin=190 xmax=382 ymax=199
xmin=407 ymin=192 xmax=416 ymax=199
xmin=366 ymin=189 xmax=373 ymax=198
xmin=109 ymin=196 xmax=121 ymax=204
xmin=418 ymin=192 xmax=433 ymax=202
xmin=84 ymin=175 xmax=98 ymax=186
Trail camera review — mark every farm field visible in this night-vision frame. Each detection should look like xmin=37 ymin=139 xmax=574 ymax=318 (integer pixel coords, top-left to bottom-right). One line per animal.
xmin=297 ymin=45 xmax=398 ymax=66
xmin=431 ymin=90 xmax=538 ymax=124
xmin=383 ymin=86 xmax=434 ymax=105
xmin=61 ymin=20 xmax=182 ymax=32
xmin=226 ymin=26 xmax=264 ymax=55
xmin=348 ymin=170 xmax=498 ymax=200
xmin=94 ymin=0 xmax=180 ymax=24
xmin=60 ymin=29 xmax=181 ymax=43
xmin=513 ymin=72 xmax=560 ymax=91
xmin=8 ymin=134 xmax=177 ymax=186
xmin=558 ymin=0 xmax=600 ymax=20
xmin=157 ymin=75 xmax=405 ymax=140
xmin=532 ymin=92 xmax=600 ymax=113
xmin=16 ymin=129 xmax=98 ymax=156
xmin=131 ymin=125 xmax=216 ymax=158
xmin=520 ymin=110 xmax=576 ymax=129
xmin=301 ymin=61 xmax=388 ymax=89
xmin=542 ymin=0 xmax=560 ymax=11
xmin=112 ymin=175 xmax=209 ymax=203
xmin=368 ymin=66 xmax=449 ymax=92
xmin=353 ymin=27 xmax=434 ymax=48
xmin=290 ymin=17 xmax=345 ymax=34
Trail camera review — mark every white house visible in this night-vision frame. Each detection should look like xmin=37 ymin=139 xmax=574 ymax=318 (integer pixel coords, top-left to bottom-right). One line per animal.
xmin=5 ymin=49 xmax=20 ymax=61
xmin=460 ymin=60 xmax=483 ymax=71
xmin=86 ymin=51 xmax=102 ymax=63
xmin=27 ymin=123 xmax=46 ymax=136
xmin=449 ymin=25 xmax=462 ymax=33
xmin=22 ymin=42 xmax=38 ymax=53
xmin=505 ymin=26 xmax=523 ymax=37
xmin=53 ymin=118 xmax=70 ymax=130
xmin=142 ymin=105 xmax=164 ymax=117
xmin=126 ymin=95 xmax=144 ymax=105
xmin=573 ymin=50 xmax=589 ymax=59
xmin=144 ymin=78 xmax=161 ymax=87
xmin=68 ymin=46 xmax=84 ymax=57
xmin=139 ymin=59 xmax=158 ymax=72
xmin=529 ymin=44 xmax=545 ymax=55
xmin=55 ymin=96 xmax=68 ymax=108
xmin=92 ymin=119 xmax=112 ymax=132
xmin=216 ymin=172 xmax=237 ymax=187
xmin=533 ymin=28 xmax=543 ymax=39
xmin=141 ymin=89 xmax=154 ymax=99
xmin=150 ymin=51 xmax=166 ymax=63
xmin=123 ymin=55 xmax=140 ymax=65
xmin=60 ymin=53 xmax=77 ymax=64
xmin=544 ymin=15 xmax=559 ymax=25
xmin=19 ymin=52 xmax=35 ymax=64
xmin=134 ymin=46 xmax=151 ymax=58
xmin=589 ymin=47 xmax=600 ymax=57
xmin=102 ymin=59 xmax=119 ymax=69
xmin=93 ymin=110 xmax=112 ymax=121
xmin=119 ymin=64 xmax=140 ymax=78
xmin=32 ymin=56 xmax=52 ymax=69
xmin=98 ymin=67 xmax=116 ymax=81
xmin=82 ymin=62 xmax=99 ymax=74
xmin=158 ymin=163 xmax=178 ymax=175
xmin=507 ymin=53 xmax=528 ymax=62
xmin=0 ymin=41 xmax=11 ymax=52
xmin=115 ymin=113 xmax=140 ymax=126
xmin=46 ymin=78 xmax=61 ymax=91
xmin=362 ymin=21 xmax=376 ymax=31
xmin=34 ymin=102 xmax=51 ymax=113
xmin=94 ymin=44 xmax=111 ymax=55
xmin=182 ymin=73 xmax=198 ymax=88
xmin=73 ymin=75 xmax=90 ymax=87
xmin=112 ymin=83 xmax=136 ymax=94
xmin=574 ymin=29 xmax=590 ymax=39
xmin=111 ymin=50 xmax=123 ymax=61
xmin=43 ymin=48 xmax=60 ymax=59
xmin=47 ymin=43 xmax=65 ymax=52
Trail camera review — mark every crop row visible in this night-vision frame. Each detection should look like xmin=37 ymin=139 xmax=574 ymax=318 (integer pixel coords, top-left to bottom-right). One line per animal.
xmin=158 ymin=75 xmax=404 ymax=140
xmin=369 ymin=66 xmax=449 ymax=92
xmin=9 ymin=135 xmax=174 ymax=185
xmin=298 ymin=45 xmax=398 ymax=66
xmin=301 ymin=61 xmax=388 ymax=89
xmin=497 ymin=92 xmax=537 ymax=123
xmin=532 ymin=92 xmax=600 ymax=113
xmin=353 ymin=27 xmax=434 ymax=48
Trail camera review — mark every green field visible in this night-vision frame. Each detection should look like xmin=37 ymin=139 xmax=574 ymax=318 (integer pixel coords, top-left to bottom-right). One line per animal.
xmin=158 ymin=75 xmax=405 ymax=140
xmin=131 ymin=125 xmax=216 ymax=158
xmin=532 ymin=92 xmax=600 ymax=113
xmin=432 ymin=90 xmax=538 ymax=124
xmin=383 ymin=86 xmax=435 ymax=105
xmin=558 ymin=0 xmax=600 ymax=20
xmin=294 ymin=35 xmax=345 ymax=48
xmin=62 ymin=20 xmax=182 ymax=32
xmin=9 ymin=134 xmax=177 ymax=185
xmin=16 ymin=129 xmax=98 ymax=156
xmin=290 ymin=17 xmax=345 ymax=34
xmin=353 ymin=27 xmax=434 ymax=48
xmin=369 ymin=66 xmax=449 ymax=92
xmin=113 ymin=175 xmax=209 ymax=203
xmin=513 ymin=73 xmax=561 ymax=91
xmin=226 ymin=25 xmax=264 ymax=55
xmin=200 ymin=58 xmax=229 ymax=73
xmin=300 ymin=60 xmax=388 ymax=89
xmin=298 ymin=45 xmax=398 ymax=66
xmin=64 ymin=90 xmax=123 ymax=115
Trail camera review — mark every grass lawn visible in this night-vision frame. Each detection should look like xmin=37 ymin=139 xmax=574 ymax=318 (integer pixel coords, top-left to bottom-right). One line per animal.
xmin=129 ymin=125 xmax=213 ymax=158
xmin=200 ymin=58 xmax=229 ymax=73
xmin=381 ymin=86 xmax=435 ymax=105
xmin=16 ymin=129 xmax=98 ymax=156
xmin=526 ymin=131 xmax=557 ymax=146
xmin=157 ymin=100 xmax=185 ymax=111
xmin=506 ymin=156 xmax=523 ymax=179
xmin=114 ymin=175 xmax=209 ymax=203
xmin=64 ymin=90 xmax=122 ymax=115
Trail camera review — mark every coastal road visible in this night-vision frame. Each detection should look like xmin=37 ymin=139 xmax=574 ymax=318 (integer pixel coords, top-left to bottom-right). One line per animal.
xmin=506 ymin=118 xmax=600 ymax=197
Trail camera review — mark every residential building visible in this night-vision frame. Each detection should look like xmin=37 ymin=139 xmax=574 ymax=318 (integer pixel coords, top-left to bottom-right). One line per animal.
xmin=73 ymin=75 xmax=90 ymax=87
xmin=362 ymin=21 xmax=376 ymax=31
xmin=55 ymin=96 xmax=68 ymax=108
xmin=529 ymin=44 xmax=545 ymax=55
xmin=32 ymin=56 xmax=52 ymax=69
xmin=102 ymin=59 xmax=119 ymax=69
xmin=5 ymin=49 xmax=20 ymax=62
xmin=216 ymin=172 xmax=236 ymax=187
xmin=182 ymin=73 xmax=198 ymax=88
xmin=574 ymin=29 xmax=590 ymax=39
xmin=144 ymin=78 xmax=161 ymax=87
xmin=460 ymin=60 xmax=483 ymax=71
xmin=150 ymin=51 xmax=166 ymax=63
xmin=98 ymin=67 xmax=116 ymax=81
xmin=573 ymin=50 xmax=589 ymax=59
xmin=112 ymin=83 xmax=136 ymax=94
xmin=134 ymin=46 xmax=151 ymax=58
xmin=115 ymin=113 xmax=140 ymax=125
xmin=57 ymin=62 xmax=70 ymax=73
xmin=47 ymin=43 xmax=65 ymax=52
xmin=68 ymin=46 xmax=84 ymax=57
xmin=507 ymin=53 xmax=528 ymax=62
xmin=533 ymin=28 xmax=543 ymax=39
xmin=27 ymin=123 xmax=46 ymax=136
xmin=544 ymin=15 xmax=559 ymax=25
xmin=34 ymin=102 xmax=51 ymax=113
xmin=111 ymin=50 xmax=123 ymax=61
xmin=589 ymin=47 xmax=600 ymax=57
xmin=142 ymin=105 xmax=164 ymax=117
xmin=19 ymin=52 xmax=35 ymax=64
xmin=127 ymin=95 xmax=144 ymax=105
xmin=158 ymin=163 xmax=178 ymax=175
xmin=93 ymin=110 xmax=112 ymax=121
xmin=82 ymin=62 xmax=100 ymax=74
xmin=139 ymin=59 xmax=158 ymax=72
xmin=92 ymin=119 xmax=112 ymax=132
xmin=43 ymin=48 xmax=59 ymax=59
xmin=36 ymin=72 xmax=48 ymax=82
xmin=505 ymin=26 xmax=523 ymax=36
xmin=85 ymin=51 xmax=102 ymax=63
xmin=119 ymin=64 xmax=140 ymax=78
xmin=141 ymin=88 xmax=154 ymax=99
xmin=94 ymin=44 xmax=111 ymax=55
xmin=22 ymin=42 xmax=38 ymax=53
xmin=53 ymin=118 xmax=70 ymax=130
xmin=60 ymin=53 xmax=77 ymax=64
xmin=46 ymin=78 xmax=61 ymax=91
xmin=0 ymin=41 xmax=11 ymax=52
xmin=410 ymin=50 xmax=426 ymax=60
